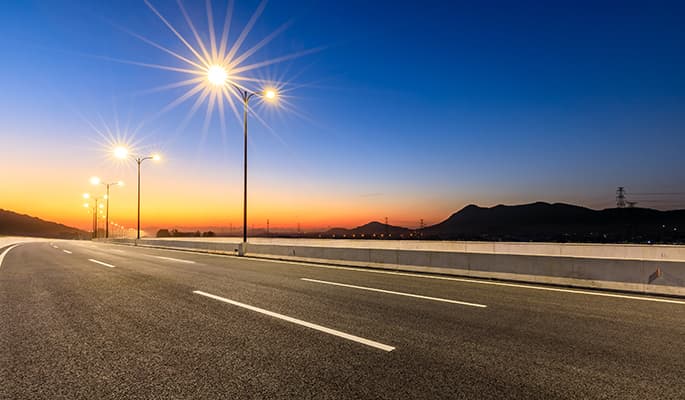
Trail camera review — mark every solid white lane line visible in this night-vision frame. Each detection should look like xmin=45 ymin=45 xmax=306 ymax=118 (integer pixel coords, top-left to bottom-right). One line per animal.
xmin=301 ymin=278 xmax=487 ymax=308
xmin=82 ymin=245 xmax=126 ymax=254
xmin=62 ymin=250 xmax=72 ymax=254
xmin=0 ymin=245 xmax=20 ymax=269
xmin=193 ymin=290 xmax=395 ymax=352
xmin=153 ymin=255 xmax=196 ymax=264
xmin=88 ymin=259 xmax=115 ymax=268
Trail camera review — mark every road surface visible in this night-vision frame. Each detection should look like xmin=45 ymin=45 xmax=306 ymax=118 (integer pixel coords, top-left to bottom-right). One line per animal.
xmin=1 ymin=240 xmax=684 ymax=399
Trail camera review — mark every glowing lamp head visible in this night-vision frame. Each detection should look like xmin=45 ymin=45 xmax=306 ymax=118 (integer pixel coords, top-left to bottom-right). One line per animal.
xmin=83 ymin=203 xmax=90 ymax=208
xmin=264 ymin=89 xmax=277 ymax=100
xmin=90 ymin=176 xmax=101 ymax=185
xmin=152 ymin=154 xmax=161 ymax=161
xmin=117 ymin=181 xmax=124 ymax=187
xmin=82 ymin=193 xmax=90 ymax=199
xmin=114 ymin=146 xmax=129 ymax=159
xmin=207 ymin=65 xmax=228 ymax=86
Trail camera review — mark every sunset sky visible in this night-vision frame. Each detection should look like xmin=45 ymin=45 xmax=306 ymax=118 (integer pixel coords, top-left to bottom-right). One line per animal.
xmin=1 ymin=0 xmax=684 ymax=233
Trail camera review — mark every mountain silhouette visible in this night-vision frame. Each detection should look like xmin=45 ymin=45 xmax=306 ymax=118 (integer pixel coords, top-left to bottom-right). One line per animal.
xmin=422 ymin=202 xmax=685 ymax=242
xmin=0 ymin=209 xmax=89 ymax=239
xmin=326 ymin=221 xmax=411 ymax=238
xmin=323 ymin=202 xmax=685 ymax=243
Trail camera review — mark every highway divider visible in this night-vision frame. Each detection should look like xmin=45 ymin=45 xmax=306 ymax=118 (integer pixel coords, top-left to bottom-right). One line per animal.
xmin=106 ymin=238 xmax=685 ymax=297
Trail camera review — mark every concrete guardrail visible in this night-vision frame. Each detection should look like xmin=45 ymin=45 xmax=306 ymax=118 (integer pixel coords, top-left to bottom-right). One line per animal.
xmin=107 ymin=237 xmax=685 ymax=297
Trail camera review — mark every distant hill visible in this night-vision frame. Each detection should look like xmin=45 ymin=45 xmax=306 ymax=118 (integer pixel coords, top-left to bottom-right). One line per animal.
xmin=326 ymin=221 xmax=411 ymax=238
xmin=0 ymin=209 xmax=89 ymax=239
xmin=319 ymin=202 xmax=685 ymax=243
xmin=422 ymin=202 xmax=685 ymax=243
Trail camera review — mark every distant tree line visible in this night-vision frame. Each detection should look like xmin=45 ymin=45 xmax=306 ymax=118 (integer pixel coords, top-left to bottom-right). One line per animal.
xmin=156 ymin=229 xmax=215 ymax=238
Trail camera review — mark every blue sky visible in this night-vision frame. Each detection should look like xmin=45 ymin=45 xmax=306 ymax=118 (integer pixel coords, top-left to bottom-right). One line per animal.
xmin=1 ymin=0 xmax=684 ymax=229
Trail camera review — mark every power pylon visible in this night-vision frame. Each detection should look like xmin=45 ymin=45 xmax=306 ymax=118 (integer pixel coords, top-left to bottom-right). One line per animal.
xmin=616 ymin=187 xmax=627 ymax=208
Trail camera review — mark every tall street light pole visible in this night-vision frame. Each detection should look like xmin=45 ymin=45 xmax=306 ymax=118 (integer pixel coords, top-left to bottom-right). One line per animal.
xmin=83 ymin=198 xmax=97 ymax=239
xmin=98 ymin=203 xmax=105 ymax=237
xmin=239 ymin=89 xmax=254 ymax=246
xmin=84 ymin=203 xmax=95 ymax=238
xmin=93 ymin=198 xmax=98 ymax=238
xmin=113 ymin=147 xmax=161 ymax=240
xmin=103 ymin=182 xmax=121 ymax=239
xmin=205 ymin=65 xmax=278 ymax=255
xmin=135 ymin=155 xmax=160 ymax=240
xmin=233 ymin=85 xmax=277 ymax=255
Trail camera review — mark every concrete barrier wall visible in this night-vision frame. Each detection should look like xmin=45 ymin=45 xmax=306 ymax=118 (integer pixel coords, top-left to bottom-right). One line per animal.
xmin=107 ymin=237 xmax=685 ymax=297
xmin=131 ymin=237 xmax=685 ymax=262
xmin=242 ymin=243 xmax=685 ymax=296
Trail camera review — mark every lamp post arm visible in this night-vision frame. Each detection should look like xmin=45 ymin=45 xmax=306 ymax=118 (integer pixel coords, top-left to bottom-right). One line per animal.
xmin=135 ymin=155 xmax=157 ymax=240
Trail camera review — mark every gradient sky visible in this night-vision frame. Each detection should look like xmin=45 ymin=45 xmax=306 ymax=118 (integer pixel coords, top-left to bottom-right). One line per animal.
xmin=1 ymin=0 xmax=684 ymax=233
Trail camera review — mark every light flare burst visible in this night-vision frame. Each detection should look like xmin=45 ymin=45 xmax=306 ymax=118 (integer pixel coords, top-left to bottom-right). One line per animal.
xmin=122 ymin=0 xmax=320 ymax=134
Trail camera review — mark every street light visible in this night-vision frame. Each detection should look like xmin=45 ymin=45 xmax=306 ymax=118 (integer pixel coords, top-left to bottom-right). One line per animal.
xmin=207 ymin=65 xmax=228 ymax=86
xmin=203 ymin=63 xmax=279 ymax=254
xmin=91 ymin=177 xmax=123 ymax=239
xmin=114 ymin=147 xmax=161 ymax=240
xmin=200 ymin=64 xmax=278 ymax=255
xmin=231 ymin=83 xmax=278 ymax=254
xmin=113 ymin=146 xmax=129 ymax=159
xmin=83 ymin=193 xmax=98 ymax=239
xmin=83 ymin=193 xmax=105 ymax=239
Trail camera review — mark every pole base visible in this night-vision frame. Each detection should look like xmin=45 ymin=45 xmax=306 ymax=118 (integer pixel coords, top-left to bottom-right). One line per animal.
xmin=238 ymin=242 xmax=248 ymax=256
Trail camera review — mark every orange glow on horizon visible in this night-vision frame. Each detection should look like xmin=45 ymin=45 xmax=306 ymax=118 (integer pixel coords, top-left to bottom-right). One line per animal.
xmin=4 ymin=184 xmax=448 ymax=233
xmin=1 ymin=135 xmax=453 ymax=234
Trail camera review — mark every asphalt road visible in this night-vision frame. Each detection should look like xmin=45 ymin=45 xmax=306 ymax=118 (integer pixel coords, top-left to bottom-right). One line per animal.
xmin=1 ymin=240 xmax=684 ymax=399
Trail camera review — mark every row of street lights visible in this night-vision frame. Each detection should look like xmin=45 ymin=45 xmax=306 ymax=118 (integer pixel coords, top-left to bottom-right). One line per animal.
xmin=82 ymin=193 xmax=104 ymax=238
xmin=89 ymin=176 xmax=123 ymax=238
xmin=81 ymin=65 xmax=278 ymax=254
xmin=113 ymin=148 xmax=161 ymax=239
xmin=82 ymin=149 xmax=160 ymax=240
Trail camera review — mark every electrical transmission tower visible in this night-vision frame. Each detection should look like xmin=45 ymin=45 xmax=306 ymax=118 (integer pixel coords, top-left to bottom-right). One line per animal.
xmin=616 ymin=187 xmax=627 ymax=208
